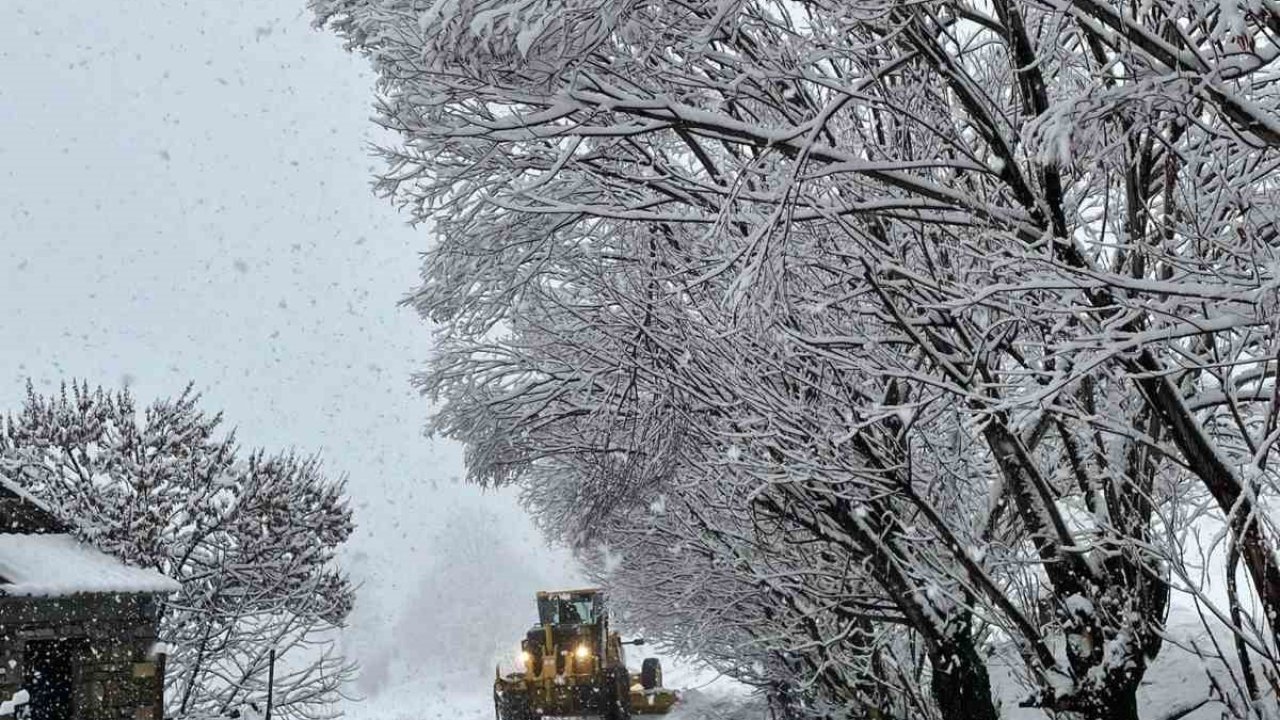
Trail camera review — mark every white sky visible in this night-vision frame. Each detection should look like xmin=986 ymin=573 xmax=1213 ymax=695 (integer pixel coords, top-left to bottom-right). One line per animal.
xmin=0 ymin=0 xmax=581 ymax=705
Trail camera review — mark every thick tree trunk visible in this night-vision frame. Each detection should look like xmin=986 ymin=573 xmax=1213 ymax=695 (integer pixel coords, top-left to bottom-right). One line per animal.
xmin=930 ymin=640 xmax=999 ymax=720
xmin=1103 ymin=689 xmax=1140 ymax=720
xmin=1079 ymin=682 xmax=1140 ymax=720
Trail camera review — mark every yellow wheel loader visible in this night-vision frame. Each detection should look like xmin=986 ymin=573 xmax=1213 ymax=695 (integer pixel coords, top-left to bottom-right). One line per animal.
xmin=494 ymin=589 xmax=679 ymax=720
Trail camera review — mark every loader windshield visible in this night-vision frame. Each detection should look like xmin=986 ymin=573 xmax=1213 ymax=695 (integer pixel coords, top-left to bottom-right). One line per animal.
xmin=538 ymin=593 xmax=601 ymax=626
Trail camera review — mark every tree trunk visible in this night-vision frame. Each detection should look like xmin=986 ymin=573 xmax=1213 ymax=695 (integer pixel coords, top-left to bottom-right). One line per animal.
xmin=1132 ymin=356 xmax=1280 ymax=650
xmin=1081 ymin=683 xmax=1140 ymax=720
xmin=930 ymin=640 xmax=999 ymax=720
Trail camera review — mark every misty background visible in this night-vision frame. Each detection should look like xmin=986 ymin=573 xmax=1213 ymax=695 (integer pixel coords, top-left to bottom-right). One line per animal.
xmin=0 ymin=0 xmax=583 ymax=708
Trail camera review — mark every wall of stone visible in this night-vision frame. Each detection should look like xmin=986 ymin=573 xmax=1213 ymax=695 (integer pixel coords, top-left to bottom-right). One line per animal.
xmin=0 ymin=593 xmax=164 ymax=720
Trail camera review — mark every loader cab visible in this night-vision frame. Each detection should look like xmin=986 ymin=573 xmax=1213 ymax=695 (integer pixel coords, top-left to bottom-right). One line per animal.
xmin=537 ymin=590 xmax=603 ymax=627
xmin=524 ymin=589 xmax=617 ymax=679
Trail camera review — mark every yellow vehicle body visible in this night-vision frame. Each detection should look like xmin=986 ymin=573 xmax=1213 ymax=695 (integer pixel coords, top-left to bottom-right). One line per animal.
xmin=493 ymin=589 xmax=678 ymax=719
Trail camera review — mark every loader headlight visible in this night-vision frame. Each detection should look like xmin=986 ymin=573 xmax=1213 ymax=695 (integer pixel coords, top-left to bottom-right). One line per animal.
xmin=521 ymin=651 xmax=533 ymax=666
xmin=574 ymin=644 xmax=591 ymax=660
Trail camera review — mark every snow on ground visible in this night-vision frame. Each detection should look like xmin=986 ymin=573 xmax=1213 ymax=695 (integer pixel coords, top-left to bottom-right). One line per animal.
xmin=987 ymin=616 xmax=1246 ymax=720
xmin=336 ymin=650 xmax=753 ymax=720
xmin=339 ymin=669 xmax=493 ymax=720
xmin=335 ymin=625 xmax=1239 ymax=720
xmin=340 ymin=683 xmax=763 ymax=720
xmin=336 ymin=582 xmax=1280 ymax=720
xmin=665 ymin=690 xmax=764 ymax=720
xmin=337 ymin=638 xmax=1237 ymax=720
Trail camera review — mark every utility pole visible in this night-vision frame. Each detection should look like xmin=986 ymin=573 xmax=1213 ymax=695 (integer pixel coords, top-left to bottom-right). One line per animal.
xmin=265 ymin=648 xmax=276 ymax=720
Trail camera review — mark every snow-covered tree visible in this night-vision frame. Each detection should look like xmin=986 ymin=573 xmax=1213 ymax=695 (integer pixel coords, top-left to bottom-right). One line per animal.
xmin=317 ymin=1 xmax=1280 ymax=718
xmin=0 ymin=382 xmax=357 ymax=720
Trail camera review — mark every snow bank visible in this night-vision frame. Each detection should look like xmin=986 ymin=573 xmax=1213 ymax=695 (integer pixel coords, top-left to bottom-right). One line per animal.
xmin=0 ymin=688 xmax=30 ymax=717
xmin=0 ymin=533 xmax=180 ymax=597
xmin=666 ymin=689 xmax=765 ymax=720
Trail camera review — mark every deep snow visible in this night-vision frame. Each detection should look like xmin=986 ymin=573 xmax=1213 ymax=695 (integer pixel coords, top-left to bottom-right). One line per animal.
xmin=334 ymin=619 xmax=1237 ymax=720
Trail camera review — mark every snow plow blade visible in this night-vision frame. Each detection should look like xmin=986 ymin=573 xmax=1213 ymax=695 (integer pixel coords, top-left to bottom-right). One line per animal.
xmin=630 ymin=688 xmax=679 ymax=714
xmin=494 ymin=673 xmax=679 ymax=717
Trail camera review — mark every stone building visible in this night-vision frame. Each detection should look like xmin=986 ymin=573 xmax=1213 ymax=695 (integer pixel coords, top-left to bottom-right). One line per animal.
xmin=0 ymin=478 xmax=180 ymax=720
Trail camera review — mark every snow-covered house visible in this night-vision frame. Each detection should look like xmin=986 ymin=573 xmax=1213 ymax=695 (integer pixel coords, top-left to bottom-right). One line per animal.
xmin=0 ymin=477 xmax=180 ymax=720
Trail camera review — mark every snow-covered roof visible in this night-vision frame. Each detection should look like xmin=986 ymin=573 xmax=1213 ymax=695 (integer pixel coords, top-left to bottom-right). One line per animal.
xmin=0 ymin=475 xmax=66 ymax=533
xmin=0 ymin=534 xmax=181 ymax=598
xmin=0 ymin=476 xmax=46 ymax=509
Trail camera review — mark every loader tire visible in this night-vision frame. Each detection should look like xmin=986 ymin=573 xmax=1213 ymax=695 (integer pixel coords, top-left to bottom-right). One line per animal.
xmin=603 ymin=667 xmax=632 ymax=720
xmin=495 ymin=686 xmax=535 ymax=720
xmin=640 ymin=658 xmax=662 ymax=690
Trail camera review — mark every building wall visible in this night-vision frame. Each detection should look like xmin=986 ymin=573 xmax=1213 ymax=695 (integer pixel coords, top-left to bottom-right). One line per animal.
xmin=0 ymin=593 xmax=164 ymax=720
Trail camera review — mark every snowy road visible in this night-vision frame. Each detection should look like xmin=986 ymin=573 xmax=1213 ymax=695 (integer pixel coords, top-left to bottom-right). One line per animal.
xmin=340 ymin=678 xmax=492 ymax=720
xmin=342 ymin=690 xmax=762 ymax=720
xmin=334 ymin=616 xmax=1229 ymax=720
xmin=336 ymin=665 xmax=760 ymax=720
